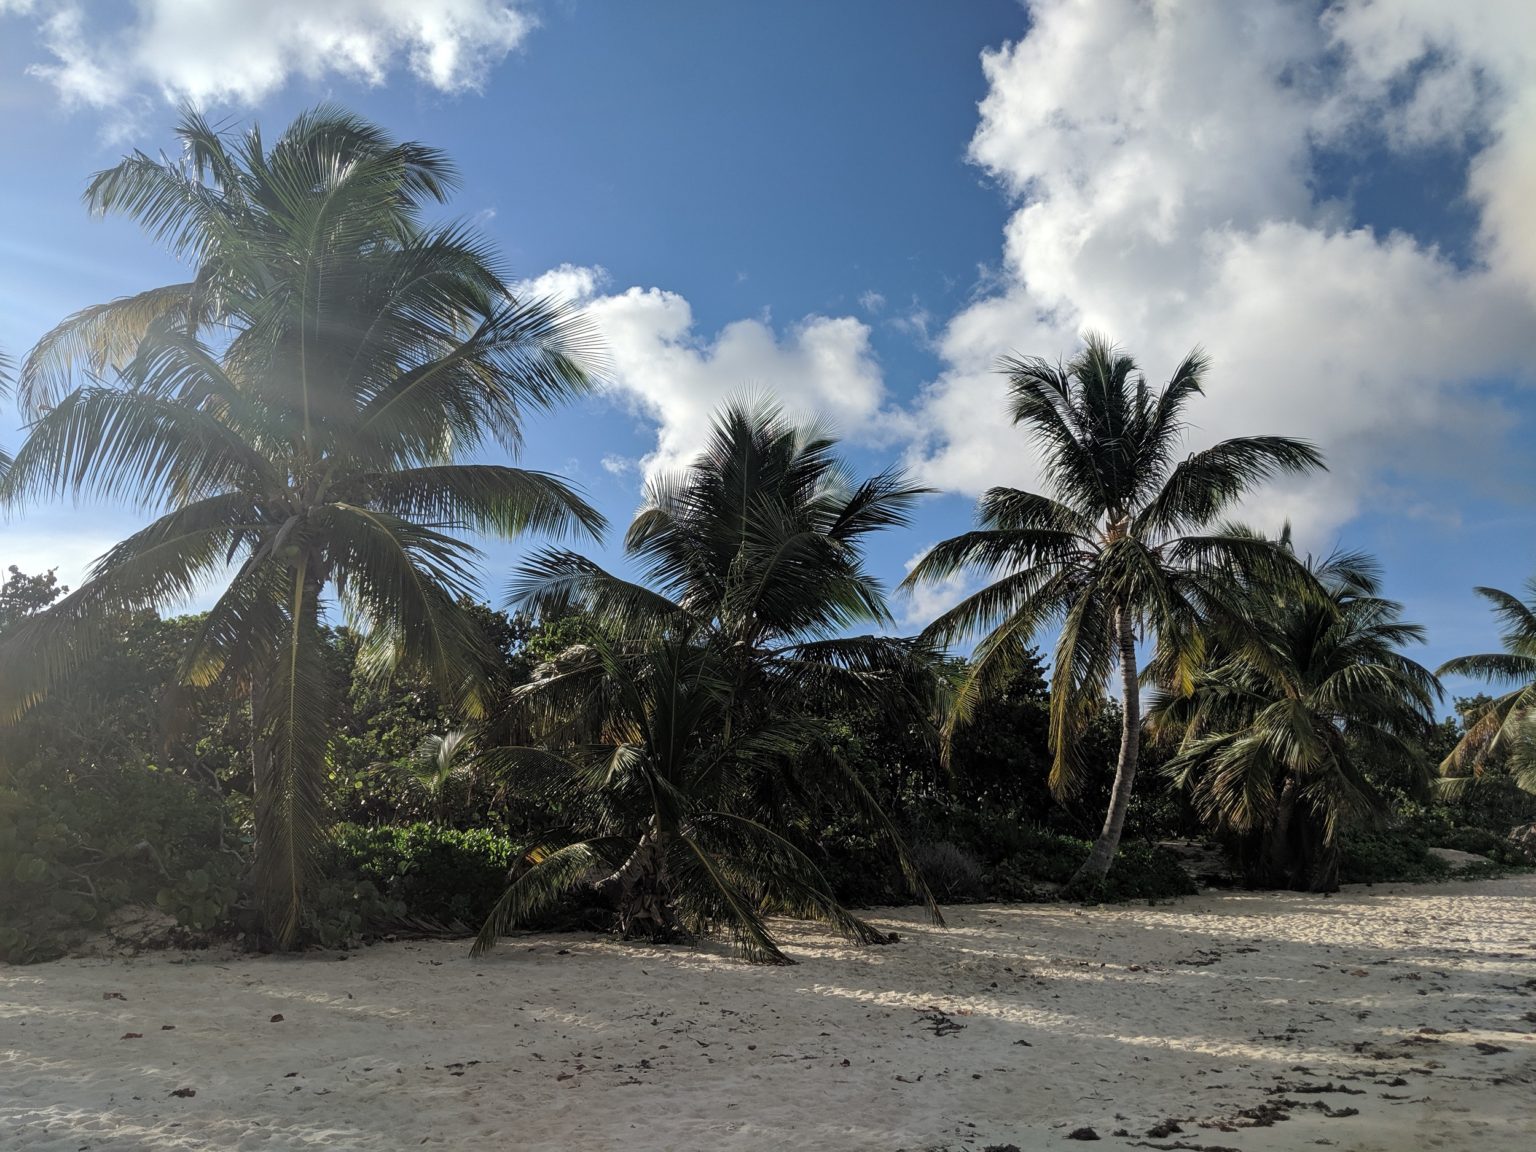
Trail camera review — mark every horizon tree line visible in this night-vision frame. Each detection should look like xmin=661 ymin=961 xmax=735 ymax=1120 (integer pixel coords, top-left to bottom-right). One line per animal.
xmin=2 ymin=107 xmax=1532 ymax=958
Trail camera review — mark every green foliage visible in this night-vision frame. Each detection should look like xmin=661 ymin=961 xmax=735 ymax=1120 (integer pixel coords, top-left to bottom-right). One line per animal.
xmin=1158 ymin=548 xmax=1440 ymax=892
xmin=0 ymin=106 xmax=601 ymax=945
xmin=0 ymin=566 xmax=65 ymax=626
xmin=479 ymin=402 xmax=944 ymax=962
xmin=1339 ymin=829 xmax=1456 ymax=884
xmin=816 ymin=801 xmax=1196 ymax=907
xmin=0 ymin=766 xmax=235 ymax=962
xmin=298 ymin=877 xmax=406 ymax=951
xmin=333 ymin=823 xmax=516 ymax=930
xmin=157 ymin=867 xmax=240 ymax=932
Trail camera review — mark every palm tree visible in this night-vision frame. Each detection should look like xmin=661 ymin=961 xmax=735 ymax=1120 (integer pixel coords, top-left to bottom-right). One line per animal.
xmin=374 ymin=727 xmax=478 ymax=823
xmin=473 ymin=631 xmax=900 ymax=963
xmin=473 ymin=400 xmax=943 ymax=959
xmin=1155 ymin=549 xmax=1440 ymax=890
xmin=0 ymin=107 xmax=604 ymax=945
xmin=1436 ymin=580 xmax=1536 ymax=793
xmin=903 ymin=334 xmax=1324 ymax=889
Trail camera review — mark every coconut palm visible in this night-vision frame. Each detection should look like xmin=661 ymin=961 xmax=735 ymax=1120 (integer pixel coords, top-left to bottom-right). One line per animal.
xmin=0 ymin=107 xmax=604 ymax=944
xmin=374 ymin=727 xmax=478 ymax=822
xmin=473 ymin=401 xmax=943 ymax=959
xmin=1436 ymin=580 xmax=1536 ymax=793
xmin=473 ymin=631 xmax=901 ymax=963
xmin=1155 ymin=549 xmax=1439 ymax=890
xmin=903 ymin=334 xmax=1324 ymax=888
xmin=513 ymin=401 xmax=941 ymax=723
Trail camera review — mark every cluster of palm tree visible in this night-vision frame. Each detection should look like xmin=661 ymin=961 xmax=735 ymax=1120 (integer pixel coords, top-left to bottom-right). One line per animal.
xmin=0 ymin=107 xmax=940 ymax=956
xmin=471 ymin=405 xmax=942 ymax=961
xmin=1151 ymin=546 xmax=1440 ymax=890
xmin=903 ymin=339 xmax=1536 ymax=892
xmin=3 ymin=106 xmax=1533 ymax=957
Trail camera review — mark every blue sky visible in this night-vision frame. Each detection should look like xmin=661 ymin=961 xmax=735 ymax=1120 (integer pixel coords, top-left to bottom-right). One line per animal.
xmin=2 ymin=0 xmax=1534 ymax=708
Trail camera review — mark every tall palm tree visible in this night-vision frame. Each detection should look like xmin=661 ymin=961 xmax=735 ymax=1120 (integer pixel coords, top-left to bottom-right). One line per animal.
xmin=1155 ymin=550 xmax=1439 ymax=890
xmin=1437 ymin=580 xmax=1536 ymax=793
xmin=903 ymin=334 xmax=1324 ymax=889
xmin=474 ymin=401 xmax=943 ymax=958
xmin=0 ymin=107 xmax=604 ymax=945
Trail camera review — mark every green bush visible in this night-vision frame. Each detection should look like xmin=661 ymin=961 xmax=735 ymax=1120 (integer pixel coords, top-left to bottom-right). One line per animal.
xmin=1339 ymin=829 xmax=1455 ymax=884
xmin=814 ymin=807 xmax=1197 ymax=908
xmin=981 ymin=827 xmax=1197 ymax=903
xmin=156 ymin=866 xmax=241 ymax=933
xmin=298 ymin=876 xmax=407 ymax=950
xmin=331 ymin=823 xmax=518 ymax=930
xmin=0 ymin=768 xmax=237 ymax=963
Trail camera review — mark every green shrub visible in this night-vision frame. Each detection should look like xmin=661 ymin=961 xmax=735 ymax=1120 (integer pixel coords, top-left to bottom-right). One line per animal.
xmin=298 ymin=877 xmax=407 ymax=949
xmin=156 ymin=866 xmax=241 ymax=933
xmin=1339 ymin=829 xmax=1455 ymax=884
xmin=331 ymin=823 xmax=518 ymax=930
xmin=0 ymin=768 xmax=236 ymax=963
xmin=814 ymin=807 xmax=1197 ymax=908
xmin=910 ymin=840 xmax=987 ymax=901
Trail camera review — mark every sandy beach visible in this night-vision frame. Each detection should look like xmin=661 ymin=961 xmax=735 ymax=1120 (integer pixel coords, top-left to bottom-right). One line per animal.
xmin=3 ymin=876 xmax=1533 ymax=1151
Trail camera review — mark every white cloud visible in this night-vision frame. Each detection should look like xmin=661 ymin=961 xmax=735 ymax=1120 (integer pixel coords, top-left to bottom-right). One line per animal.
xmin=905 ymin=0 xmax=1536 ymax=543
xmin=516 ymin=263 xmax=610 ymax=306
xmin=600 ymin=454 xmax=636 ymax=477
xmin=859 ymin=291 xmax=886 ymax=314
xmin=4 ymin=0 xmax=535 ymax=109
xmin=897 ymin=544 xmax=974 ymax=631
xmin=532 ymin=266 xmax=890 ymax=480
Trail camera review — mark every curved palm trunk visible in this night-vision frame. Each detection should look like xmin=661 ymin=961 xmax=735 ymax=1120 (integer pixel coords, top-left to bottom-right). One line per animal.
xmin=596 ymin=825 xmax=678 ymax=941
xmin=1071 ymin=604 xmax=1140 ymax=889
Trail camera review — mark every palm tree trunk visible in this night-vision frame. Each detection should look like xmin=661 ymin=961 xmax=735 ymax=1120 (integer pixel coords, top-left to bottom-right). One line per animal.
xmin=1071 ymin=604 xmax=1140 ymax=890
xmin=252 ymin=559 xmax=329 ymax=947
xmin=596 ymin=824 xmax=677 ymax=941
xmin=1265 ymin=776 xmax=1300 ymax=887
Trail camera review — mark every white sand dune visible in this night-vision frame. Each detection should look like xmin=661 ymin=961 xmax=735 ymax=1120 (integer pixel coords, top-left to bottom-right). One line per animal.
xmin=3 ymin=876 xmax=1534 ymax=1151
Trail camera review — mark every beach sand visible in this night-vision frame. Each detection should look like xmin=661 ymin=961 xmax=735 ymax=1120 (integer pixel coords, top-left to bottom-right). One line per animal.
xmin=3 ymin=876 xmax=1533 ymax=1151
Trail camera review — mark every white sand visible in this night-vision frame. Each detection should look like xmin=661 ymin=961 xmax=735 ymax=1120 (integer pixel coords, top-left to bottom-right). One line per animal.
xmin=3 ymin=877 xmax=1534 ymax=1152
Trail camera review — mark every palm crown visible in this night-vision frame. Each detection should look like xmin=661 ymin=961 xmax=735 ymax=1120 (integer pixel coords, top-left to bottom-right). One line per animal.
xmin=1437 ymin=580 xmax=1536 ymax=792
xmin=517 ymin=401 xmax=939 ymax=712
xmin=0 ymin=107 xmax=604 ymax=943
xmin=904 ymin=334 xmax=1324 ymax=885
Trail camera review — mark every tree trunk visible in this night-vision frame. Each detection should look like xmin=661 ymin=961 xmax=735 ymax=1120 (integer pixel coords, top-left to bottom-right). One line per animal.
xmin=251 ymin=559 xmax=328 ymax=948
xmin=595 ymin=825 xmax=678 ymax=941
xmin=1070 ymin=604 xmax=1140 ymax=890
xmin=1264 ymin=775 xmax=1300 ymax=888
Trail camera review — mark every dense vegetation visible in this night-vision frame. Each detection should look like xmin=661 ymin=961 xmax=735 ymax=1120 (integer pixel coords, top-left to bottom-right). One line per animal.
xmin=2 ymin=109 xmax=1533 ymax=965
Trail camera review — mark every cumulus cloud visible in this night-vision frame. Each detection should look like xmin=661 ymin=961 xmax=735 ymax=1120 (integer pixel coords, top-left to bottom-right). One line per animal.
xmin=525 ymin=265 xmax=889 ymax=480
xmin=3 ymin=0 xmax=535 ymax=109
xmin=905 ymin=0 xmax=1536 ymax=541
xmin=600 ymin=454 xmax=637 ymax=477
xmin=897 ymin=545 xmax=975 ymax=631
